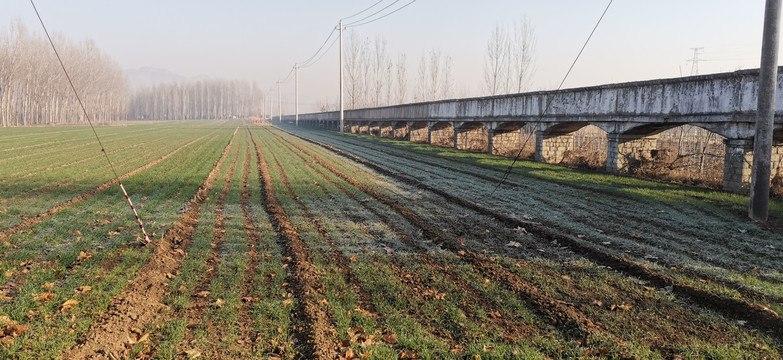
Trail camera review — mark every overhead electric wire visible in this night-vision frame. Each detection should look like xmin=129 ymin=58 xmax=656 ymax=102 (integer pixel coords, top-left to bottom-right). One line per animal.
xmin=344 ymin=0 xmax=401 ymax=26
xmin=490 ymin=0 xmax=614 ymax=196
xmin=340 ymin=0 xmax=385 ymax=21
xmin=346 ymin=0 xmax=417 ymax=28
xmin=298 ymin=28 xmax=337 ymax=67
xmin=300 ymin=35 xmax=339 ymax=69
xmin=268 ymin=0 xmax=417 ymax=113
xmin=30 ymin=0 xmax=151 ymax=243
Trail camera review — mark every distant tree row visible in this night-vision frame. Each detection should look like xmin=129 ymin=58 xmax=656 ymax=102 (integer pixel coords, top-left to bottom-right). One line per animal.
xmin=0 ymin=23 xmax=128 ymax=127
xmin=0 ymin=23 xmax=265 ymax=126
xmin=128 ymin=80 xmax=264 ymax=120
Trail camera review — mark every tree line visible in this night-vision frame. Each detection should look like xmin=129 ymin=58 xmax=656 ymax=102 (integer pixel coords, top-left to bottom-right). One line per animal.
xmin=324 ymin=19 xmax=535 ymax=111
xmin=128 ymin=80 xmax=264 ymax=120
xmin=0 ymin=19 xmax=537 ymax=126
xmin=0 ymin=23 xmax=264 ymax=127
xmin=0 ymin=23 xmax=128 ymax=126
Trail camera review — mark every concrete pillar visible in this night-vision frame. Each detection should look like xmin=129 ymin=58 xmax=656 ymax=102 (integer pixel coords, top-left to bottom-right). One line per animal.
xmin=723 ymin=139 xmax=754 ymax=193
xmin=535 ymin=131 xmax=573 ymax=164
xmin=453 ymin=128 xmax=460 ymax=149
xmin=606 ymin=133 xmax=621 ymax=173
xmin=487 ymin=129 xmax=496 ymax=155
xmin=427 ymin=123 xmax=433 ymax=144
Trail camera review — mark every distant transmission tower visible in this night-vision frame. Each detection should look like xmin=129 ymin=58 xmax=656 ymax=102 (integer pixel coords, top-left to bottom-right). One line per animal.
xmin=687 ymin=47 xmax=704 ymax=75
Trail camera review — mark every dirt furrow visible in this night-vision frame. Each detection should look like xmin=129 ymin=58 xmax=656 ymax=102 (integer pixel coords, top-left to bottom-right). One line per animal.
xmin=269 ymin=130 xmax=544 ymax=341
xmin=261 ymin=134 xmax=379 ymax=318
xmin=248 ymin=128 xmax=336 ymax=360
xmin=238 ymin=142 xmax=262 ymax=349
xmin=178 ymin=137 xmax=241 ymax=353
xmin=60 ymin=128 xmax=237 ymax=359
xmin=314 ymin=132 xmax=783 ymax=314
xmin=272 ymin=129 xmax=631 ymax=354
xmin=285 ymin=128 xmax=783 ymax=343
xmin=0 ymin=132 xmax=215 ymax=244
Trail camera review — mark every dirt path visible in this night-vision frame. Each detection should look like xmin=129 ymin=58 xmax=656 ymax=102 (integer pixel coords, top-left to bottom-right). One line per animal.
xmin=60 ymin=129 xmax=237 ymax=359
xmin=248 ymin=128 xmax=336 ymax=360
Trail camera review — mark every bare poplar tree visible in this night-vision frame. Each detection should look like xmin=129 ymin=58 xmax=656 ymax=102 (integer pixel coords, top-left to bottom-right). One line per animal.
xmin=416 ymin=49 xmax=453 ymax=102
xmin=344 ymin=31 xmax=369 ymax=109
xmin=483 ymin=18 xmax=536 ymax=96
xmin=508 ymin=17 xmax=536 ymax=93
xmin=484 ymin=23 xmax=508 ymax=96
xmin=395 ymin=53 xmax=408 ymax=104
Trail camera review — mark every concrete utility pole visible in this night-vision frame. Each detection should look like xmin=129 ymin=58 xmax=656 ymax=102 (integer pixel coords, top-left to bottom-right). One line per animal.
xmin=295 ymin=65 xmax=299 ymax=126
xmin=750 ymin=0 xmax=782 ymax=221
xmin=262 ymin=93 xmax=266 ymax=120
xmin=339 ymin=21 xmax=344 ymax=135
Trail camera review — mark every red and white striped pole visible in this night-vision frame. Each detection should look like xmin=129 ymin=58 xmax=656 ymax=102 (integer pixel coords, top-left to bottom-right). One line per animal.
xmin=120 ymin=183 xmax=151 ymax=243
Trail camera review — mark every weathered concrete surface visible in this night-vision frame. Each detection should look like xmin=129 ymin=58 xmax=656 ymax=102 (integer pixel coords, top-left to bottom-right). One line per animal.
xmin=286 ymin=68 xmax=783 ymax=192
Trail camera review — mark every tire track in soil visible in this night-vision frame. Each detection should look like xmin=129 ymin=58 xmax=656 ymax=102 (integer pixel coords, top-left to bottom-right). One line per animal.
xmin=0 ymin=132 xmax=216 ymax=244
xmin=311 ymin=132 xmax=783 ymax=319
xmin=268 ymin=130 xmax=541 ymax=343
xmin=238 ymin=142 xmax=261 ymax=349
xmin=177 ymin=136 xmax=241 ymax=354
xmin=271 ymin=130 xmax=631 ymax=355
xmin=248 ymin=128 xmax=336 ymax=360
xmin=284 ymin=128 xmax=783 ymax=343
xmin=60 ymin=128 xmax=237 ymax=359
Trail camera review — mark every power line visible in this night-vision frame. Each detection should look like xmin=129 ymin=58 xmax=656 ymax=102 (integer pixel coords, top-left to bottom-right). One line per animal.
xmin=344 ymin=0 xmax=401 ymax=26
xmin=347 ymin=0 xmax=417 ymax=28
xmin=30 ymin=0 xmax=151 ymax=243
xmin=341 ymin=0 xmax=385 ymax=21
xmin=301 ymin=35 xmax=339 ymax=69
xmin=298 ymin=28 xmax=337 ymax=68
xmin=491 ymin=0 xmax=614 ymax=196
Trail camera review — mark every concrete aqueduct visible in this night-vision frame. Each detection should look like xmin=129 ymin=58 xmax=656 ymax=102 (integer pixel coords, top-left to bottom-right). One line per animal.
xmin=280 ymin=68 xmax=783 ymax=193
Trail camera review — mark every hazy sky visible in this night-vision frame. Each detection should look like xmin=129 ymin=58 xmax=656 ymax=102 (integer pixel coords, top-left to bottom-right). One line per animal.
xmin=2 ymin=1 xmax=777 ymax=113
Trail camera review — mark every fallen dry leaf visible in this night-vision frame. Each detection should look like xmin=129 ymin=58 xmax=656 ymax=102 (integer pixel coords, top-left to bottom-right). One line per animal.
xmin=0 ymin=323 xmax=26 ymax=345
xmin=183 ymin=349 xmax=202 ymax=358
xmin=74 ymin=286 xmax=92 ymax=294
xmin=60 ymin=299 xmax=79 ymax=312
xmin=0 ymin=316 xmax=14 ymax=326
xmin=283 ymin=299 xmax=294 ymax=307
xmin=381 ymin=333 xmax=398 ymax=344
xmin=76 ymin=251 xmax=92 ymax=263
xmin=213 ymin=298 xmax=225 ymax=308
xmin=41 ymin=282 xmax=55 ymax=290
xmin=33 ymin=292 xmax=56 ymax=302
xmin=196 ymin=291 xmax=210 ymax=298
